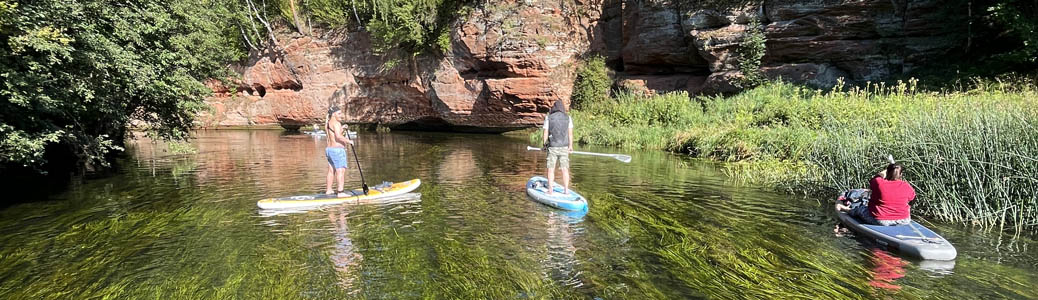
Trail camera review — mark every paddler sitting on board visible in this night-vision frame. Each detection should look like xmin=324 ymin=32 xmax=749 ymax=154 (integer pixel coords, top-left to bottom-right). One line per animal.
xmin=325 ymin=107 xmax=354 ymax=198
xmin=541 ymin=100 xmax=574 ymax=195
xmin=836 ymin=161 xmax=916 ymax=226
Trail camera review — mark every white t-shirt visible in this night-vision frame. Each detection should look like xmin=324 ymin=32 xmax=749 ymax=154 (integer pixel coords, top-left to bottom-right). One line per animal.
xmin=542 ymin=115 xmax=574 ymax=131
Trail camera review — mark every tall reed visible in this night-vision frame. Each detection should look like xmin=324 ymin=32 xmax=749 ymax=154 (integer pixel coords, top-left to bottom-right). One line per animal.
xmin=809 ymin=78 xmax=1038 ymax=233
xmin=558 ymin=78 xmax=1038 ymax=233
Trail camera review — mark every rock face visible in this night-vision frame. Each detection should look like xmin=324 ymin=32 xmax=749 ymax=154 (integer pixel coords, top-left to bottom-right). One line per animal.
xmin=201 ymin=0 xmax=965 ymax=130
xmin=606 ymin=0 xmax=965 ymax=95
xmin=201 ymin=0 xmax=599 ymax=132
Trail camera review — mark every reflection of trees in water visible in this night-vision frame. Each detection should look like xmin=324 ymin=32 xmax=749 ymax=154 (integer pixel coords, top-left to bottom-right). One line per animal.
xmin=328 ymin=207 xmax=362 ymax=293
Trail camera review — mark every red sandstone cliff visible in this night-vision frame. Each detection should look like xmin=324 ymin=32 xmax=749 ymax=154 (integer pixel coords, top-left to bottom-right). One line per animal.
xmin=199 ymin=0 xmax=964 ymax=131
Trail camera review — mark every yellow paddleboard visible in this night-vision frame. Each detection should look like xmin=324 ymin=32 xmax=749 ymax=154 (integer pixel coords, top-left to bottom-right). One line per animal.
xmin=257 ymin=179 xmax=421 ymax=209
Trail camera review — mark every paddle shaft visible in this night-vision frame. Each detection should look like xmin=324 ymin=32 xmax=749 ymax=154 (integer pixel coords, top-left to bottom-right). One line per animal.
xmin=573 ymin=150 xmax=620 ymax=158
xmin=526 ymin=146 xmax=631 ymax=163
xmin=349 ymin=142 xmax=369 ymax=195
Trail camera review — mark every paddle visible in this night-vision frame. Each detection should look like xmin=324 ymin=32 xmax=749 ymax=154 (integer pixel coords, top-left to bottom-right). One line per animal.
xmin=526 ymin=146 xmax=632 ymax=163
xmin=349 ymin=142 xmax=369 ymax=195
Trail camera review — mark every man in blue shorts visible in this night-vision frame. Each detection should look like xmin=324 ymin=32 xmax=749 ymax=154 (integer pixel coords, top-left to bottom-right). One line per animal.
xmin=325 ymin=107 xmax=353 ymax=197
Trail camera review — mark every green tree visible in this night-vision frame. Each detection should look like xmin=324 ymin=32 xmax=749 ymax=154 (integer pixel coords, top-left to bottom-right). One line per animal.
xmin=0 ymin=0 xmax=246 ymax=173
xmin=986 ymin=0 xmax=1038 ymax=64
xmin=296 ymin=0 xmax=473 ymax=56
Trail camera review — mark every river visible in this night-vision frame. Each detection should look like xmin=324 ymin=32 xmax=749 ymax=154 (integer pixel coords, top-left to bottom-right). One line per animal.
xmin=0 ymin=130 xmax=1035 ymax=299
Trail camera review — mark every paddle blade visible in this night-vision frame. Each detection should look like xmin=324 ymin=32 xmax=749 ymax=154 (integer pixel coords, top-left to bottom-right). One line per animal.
xmin=616 ymin=155 xmax=632 ymax=163
xmin=362 ymin=184 xmax=370 ymax=195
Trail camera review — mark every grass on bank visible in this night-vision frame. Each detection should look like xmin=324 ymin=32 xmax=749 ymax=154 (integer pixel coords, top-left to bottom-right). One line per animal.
xmin=545 ymin=78 xmax=1038 ymax=233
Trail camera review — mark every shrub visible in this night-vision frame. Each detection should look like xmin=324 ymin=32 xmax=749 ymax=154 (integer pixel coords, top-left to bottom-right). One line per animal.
xmin=571 ymin=56 xmax=612 ymax=109
xmin=737 ymin=17 xmax=766 ymax=88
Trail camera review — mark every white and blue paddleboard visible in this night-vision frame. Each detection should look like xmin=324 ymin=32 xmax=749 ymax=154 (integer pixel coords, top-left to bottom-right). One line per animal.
xmin=526 ymin=176 xmax=588 ymax=212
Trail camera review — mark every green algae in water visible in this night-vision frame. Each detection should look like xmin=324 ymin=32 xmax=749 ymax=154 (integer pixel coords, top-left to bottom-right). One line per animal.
xmin=0 ymin=131 xmax=1036 ymax=299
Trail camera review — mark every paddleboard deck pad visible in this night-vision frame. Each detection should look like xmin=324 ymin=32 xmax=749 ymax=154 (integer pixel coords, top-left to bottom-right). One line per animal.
xmin=526 ymin=176 xmax=588 ymax=211
xmin=258 ymin=179 xmax=421 ymax=209
xmin=836 ymin=189 xmax=957 ymax=260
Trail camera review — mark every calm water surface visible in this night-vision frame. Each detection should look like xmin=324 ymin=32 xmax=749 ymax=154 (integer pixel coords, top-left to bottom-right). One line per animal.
xmin=0 ymin=130 xmax=1035 ymax=299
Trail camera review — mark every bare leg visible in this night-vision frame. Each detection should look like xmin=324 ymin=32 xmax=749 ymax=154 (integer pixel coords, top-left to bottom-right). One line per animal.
xmin=326 ymin=164 xmax=335 ymax=194
xmin=561 ymin=168 xmax=570 ymax=195
xmin=546 ymin=167 xmax=556 ymax=195
xmin=336 ymin=168 xmax=347 ymax=197
xmin=833 ymin=203 xmax=848 ymax=235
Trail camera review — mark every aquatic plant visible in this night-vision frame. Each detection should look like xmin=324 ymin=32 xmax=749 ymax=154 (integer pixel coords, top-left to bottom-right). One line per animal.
xmin=560 ymin=78 xmax=1038 ymax=233
xmin=4 ymin=130 xmax=1038 ymax=298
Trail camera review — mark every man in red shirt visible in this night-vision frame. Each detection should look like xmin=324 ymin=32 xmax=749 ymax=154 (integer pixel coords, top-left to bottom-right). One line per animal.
xmin=837 ymin=163 xmax=916 ymax=226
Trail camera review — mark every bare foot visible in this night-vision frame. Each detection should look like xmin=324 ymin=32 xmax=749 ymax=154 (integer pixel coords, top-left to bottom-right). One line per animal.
xmin=326 ymin=190 xmax=335 ymax=195
xmin=337 ymin=191 xmax=348 ymax=198
xmin=833 ymin=224 xmax=849 ymax=236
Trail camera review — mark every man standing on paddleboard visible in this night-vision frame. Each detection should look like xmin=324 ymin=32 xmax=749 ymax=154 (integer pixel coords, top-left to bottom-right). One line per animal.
xmin=542 ymin=100 xmax=574 ymax=195
xmin=326 ymin=107 xmax=354 ymax=197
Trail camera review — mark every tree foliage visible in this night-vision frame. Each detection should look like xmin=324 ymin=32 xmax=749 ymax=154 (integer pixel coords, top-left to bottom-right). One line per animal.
xmin=985 ymin=0 xmax=1038 ymax=64
xmin=295 ymin=0 xmax=473 ymax=56
xmin=0 ymin=0 xmax=246 ymax=172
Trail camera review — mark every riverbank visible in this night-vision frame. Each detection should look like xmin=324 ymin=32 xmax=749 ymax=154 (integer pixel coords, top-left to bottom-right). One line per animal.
xmin=539 ymin=79 xmax=1038 ymax=233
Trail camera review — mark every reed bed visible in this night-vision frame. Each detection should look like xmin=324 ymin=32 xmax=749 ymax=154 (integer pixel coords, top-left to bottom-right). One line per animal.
xmin=560 ymin=78 xmax=1038 ymax=233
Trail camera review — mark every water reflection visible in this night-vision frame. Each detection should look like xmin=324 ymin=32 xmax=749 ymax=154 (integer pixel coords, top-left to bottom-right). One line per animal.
xmin=544 ymin=209 xmax=586 ymax=288
xmin=0 ymin=130 xmax=1036 ymax=299
xmin=328 ymin=206 xmax=362 ymax=292
xmin=867 ymin=249 xmax=908 ymax=290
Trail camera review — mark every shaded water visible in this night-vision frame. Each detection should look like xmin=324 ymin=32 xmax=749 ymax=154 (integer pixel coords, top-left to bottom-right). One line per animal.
xmin=0 ymin=130 xmax=1035 ymax=299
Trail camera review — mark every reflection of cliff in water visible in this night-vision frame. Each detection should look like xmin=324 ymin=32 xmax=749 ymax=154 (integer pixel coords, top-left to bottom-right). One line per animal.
xmin=128 ymin=130 xmax=451 ymax=196
xmin=437 ymin=148 xmax=480 ymax=184
xmin=128 ymin=130 xmax=324 ymax=191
